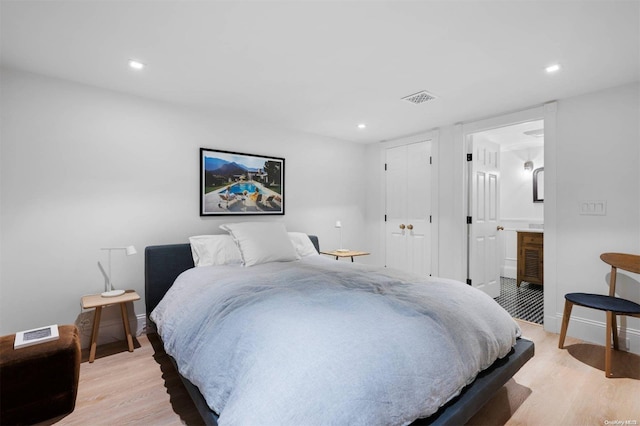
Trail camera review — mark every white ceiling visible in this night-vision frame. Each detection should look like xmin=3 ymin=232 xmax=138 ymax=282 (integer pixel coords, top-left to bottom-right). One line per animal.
xmin=1 ymin=1 xmax=638 ymax=144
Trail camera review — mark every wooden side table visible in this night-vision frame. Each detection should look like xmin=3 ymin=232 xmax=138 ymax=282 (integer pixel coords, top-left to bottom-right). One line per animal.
xmin=321 ymin=250 xmax=370 ymax=262
xmin=81 ymin=290 xmax=140 ymax=363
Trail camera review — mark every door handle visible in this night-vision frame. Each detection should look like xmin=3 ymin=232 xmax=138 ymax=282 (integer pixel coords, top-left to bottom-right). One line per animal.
xmin=497 ymin=226 xmax=504 ymax=231
xmin=399 ymin=224 xmax=406 ymax=230
xmin=407 ymin=224 xmax=414 ymax=230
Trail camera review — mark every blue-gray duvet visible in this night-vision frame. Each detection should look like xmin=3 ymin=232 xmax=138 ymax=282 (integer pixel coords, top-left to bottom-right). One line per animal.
xmin=151 ymin=256 xmax=521 ymax=426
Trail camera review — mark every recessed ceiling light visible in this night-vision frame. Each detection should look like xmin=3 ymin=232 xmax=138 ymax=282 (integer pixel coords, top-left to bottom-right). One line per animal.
xmin=357 ymin=123 xmax=366 ymax=129
xmin=545 ymin=64 xmax=561 ymax=73
xmin=128 ymin=59 xmax=145 ymax=70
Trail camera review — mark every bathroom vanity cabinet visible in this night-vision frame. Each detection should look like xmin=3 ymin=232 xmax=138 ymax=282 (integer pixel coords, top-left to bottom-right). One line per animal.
xmin=516 ymin=231 xmax=543 ymax=287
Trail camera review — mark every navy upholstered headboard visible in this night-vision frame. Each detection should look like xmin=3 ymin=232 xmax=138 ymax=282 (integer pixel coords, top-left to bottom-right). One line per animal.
xmin=144 ymin=235 xmax=319 ymax=319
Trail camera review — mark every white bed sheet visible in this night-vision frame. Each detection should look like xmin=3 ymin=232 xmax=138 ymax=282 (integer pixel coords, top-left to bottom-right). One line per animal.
xmin=151 ymin=256 xmax=520 ymax=426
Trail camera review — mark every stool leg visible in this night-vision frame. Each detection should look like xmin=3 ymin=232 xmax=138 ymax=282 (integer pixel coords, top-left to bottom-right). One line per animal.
xmin=611 ymin=312 xmax=619 ymax=350
xmin=89 ymin=306 xmax=102 ymax=363
xmin=558 ymin=300 xmax=573 ymax=349
xmin=605 ymin=310 xmax=613 ymax=377
xmin=120 ymin=302 xmax=134 ymax=352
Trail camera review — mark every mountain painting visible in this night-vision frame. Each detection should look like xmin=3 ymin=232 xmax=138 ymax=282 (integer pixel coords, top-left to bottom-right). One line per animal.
xmin=200 ymin=148 xmax=285 ymax=216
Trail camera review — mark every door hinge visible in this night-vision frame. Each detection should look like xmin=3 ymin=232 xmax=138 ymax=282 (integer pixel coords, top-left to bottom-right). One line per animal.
xmin=467 ymin=216 xmax=472 ymax=224
xmin=429 ymin=156 xmax=433 ymax=165
xmin=384 ymin=214 xmax=387 ymax=222
xmin=429 ymin=215 xmax=432 ymax=223
xmin=466 ymin=279 xmax=472 ymax=285
xmin=384 ymin=163 xmax=387 ymax=171
xmin=467 ymin=153 xmax=472 ymax=161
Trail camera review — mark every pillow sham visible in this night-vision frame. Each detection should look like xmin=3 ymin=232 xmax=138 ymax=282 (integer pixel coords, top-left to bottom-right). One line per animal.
xmin=189 ymin=235 xmax=242 ymax=267
xmin=288 ymin=232 xmax=319 ymax=257
xmin=220 ymin=222 xmax=299 ymax=266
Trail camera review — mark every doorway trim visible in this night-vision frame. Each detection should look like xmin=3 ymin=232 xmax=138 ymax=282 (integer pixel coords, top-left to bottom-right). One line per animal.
xmin=458 ymin=102 xmax=558 ymax=333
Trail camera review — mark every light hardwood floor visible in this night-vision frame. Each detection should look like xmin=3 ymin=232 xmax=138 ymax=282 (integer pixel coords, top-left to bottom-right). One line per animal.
xmin=47 ymin=320 xmax=639 ymax=426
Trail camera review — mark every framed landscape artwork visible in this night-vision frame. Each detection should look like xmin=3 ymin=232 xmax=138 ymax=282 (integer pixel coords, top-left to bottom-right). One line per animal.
xmin=200 ymin=148 xmax=285 ymax=216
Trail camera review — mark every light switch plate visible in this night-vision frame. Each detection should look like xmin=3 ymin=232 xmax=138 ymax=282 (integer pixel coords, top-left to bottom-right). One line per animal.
xmin=579 ymin=200 xmax=607 ymax=216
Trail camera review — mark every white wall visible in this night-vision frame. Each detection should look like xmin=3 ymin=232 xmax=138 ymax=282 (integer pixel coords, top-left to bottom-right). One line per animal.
xmin=552 ymin=83 xmax=640 ymax=350
xmin=365 ymin=82 xmax=640 ymax=353
xmin=0 ymin=68 xmax=368 ymax=345
xmin=500 ymin=146 xmax=544 ymax=221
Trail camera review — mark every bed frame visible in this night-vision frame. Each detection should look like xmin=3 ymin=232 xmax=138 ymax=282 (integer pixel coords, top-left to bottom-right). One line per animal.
xmin=145 ymin=236 xmax=534 ymax=426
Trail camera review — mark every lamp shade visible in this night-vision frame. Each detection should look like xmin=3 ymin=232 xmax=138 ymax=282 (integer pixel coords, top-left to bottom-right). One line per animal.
xmin=335 ymin=221 xmax=342 ymax=228
xmin=125 ymin=245 xmax=137 ymax=256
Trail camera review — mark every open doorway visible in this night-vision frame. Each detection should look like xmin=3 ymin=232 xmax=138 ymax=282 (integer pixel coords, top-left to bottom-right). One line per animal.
xmin=466 ymin=120 xmax=545 ymax=323
xmin=473 ymin=120 xmax=545 ymax=323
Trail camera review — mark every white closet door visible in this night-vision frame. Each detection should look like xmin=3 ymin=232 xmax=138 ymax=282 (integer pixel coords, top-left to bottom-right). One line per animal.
xmin=385 ymin=141 xmax=431 ymax=276
xmin=385 ymin=145 xmax=409 ymax=271
xmin=406 ymin=142 xmax=431 ymax=276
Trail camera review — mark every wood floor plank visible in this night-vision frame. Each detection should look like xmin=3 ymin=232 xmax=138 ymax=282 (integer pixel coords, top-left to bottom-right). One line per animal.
xmin=468 ymin=320 xmax=640 ymax=425
xmin=46 ymin=320 xmax=639 ymax=425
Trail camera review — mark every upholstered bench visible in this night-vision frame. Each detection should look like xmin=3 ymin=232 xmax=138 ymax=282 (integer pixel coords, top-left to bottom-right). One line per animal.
xmin=0 ymin=325 xmax=81 ymax=424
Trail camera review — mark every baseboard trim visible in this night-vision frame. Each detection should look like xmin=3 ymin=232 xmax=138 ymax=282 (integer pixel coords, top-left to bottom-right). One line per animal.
xmin=501 ymin=266 xmax=516 ymax=279
xmin=557 ymin=312 xmax=640 ymax=355
xmin=136 ymin=313 xmax=147 ymax=336
xmin=75 ymin=309 xmax=148 ymax=349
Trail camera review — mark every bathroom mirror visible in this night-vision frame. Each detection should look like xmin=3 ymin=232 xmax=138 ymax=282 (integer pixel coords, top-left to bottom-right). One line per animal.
xmin=533 ymin=167 xmax=544 ymax=203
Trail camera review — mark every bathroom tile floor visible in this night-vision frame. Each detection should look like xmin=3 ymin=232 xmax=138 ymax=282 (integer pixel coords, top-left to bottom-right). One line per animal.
xmin=495 ymin=277 xmax=544 ymax=324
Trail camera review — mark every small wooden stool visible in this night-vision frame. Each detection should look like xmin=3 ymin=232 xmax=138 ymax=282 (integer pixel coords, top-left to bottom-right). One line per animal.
xmin=0 ymin=325 xmax=81 ymax=424
xmin=81 ymin=290 xmax=140 ymax=363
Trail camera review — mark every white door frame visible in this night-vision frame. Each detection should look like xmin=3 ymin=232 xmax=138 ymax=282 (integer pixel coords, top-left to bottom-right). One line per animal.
xmin=381 ymin=130 xmax=439 ymax=277
xmin=458 ymin=103 xmax=558 ymax=333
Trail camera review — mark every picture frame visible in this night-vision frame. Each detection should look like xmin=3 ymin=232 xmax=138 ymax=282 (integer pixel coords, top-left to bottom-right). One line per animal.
xmin=200 ymin=148 xmax=285 ymax=216
xmin=14 ymin=324 xmax=59 ymax=349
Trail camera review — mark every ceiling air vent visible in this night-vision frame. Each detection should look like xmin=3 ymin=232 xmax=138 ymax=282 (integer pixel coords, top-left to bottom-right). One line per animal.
xmin=402 ymin=90 xmax=437 ymax=105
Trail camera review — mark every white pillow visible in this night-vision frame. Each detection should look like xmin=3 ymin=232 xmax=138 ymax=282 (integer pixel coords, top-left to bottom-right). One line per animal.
xmin=189 ymin=235 xmax=242 ymax=267
xmin=288 ymin=232 xmax=319 ymax=257
xmin=220 ymin=222 xmax=299 ymax=266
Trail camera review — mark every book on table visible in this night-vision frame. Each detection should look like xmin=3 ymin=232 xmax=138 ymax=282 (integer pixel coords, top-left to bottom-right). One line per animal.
xmin=14 ymin=324 xmax=60 ymax=349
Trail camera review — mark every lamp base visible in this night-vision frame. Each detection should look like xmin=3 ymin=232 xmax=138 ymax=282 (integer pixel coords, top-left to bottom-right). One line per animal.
xmin=101 ymin=289 xmax=125 ymax=298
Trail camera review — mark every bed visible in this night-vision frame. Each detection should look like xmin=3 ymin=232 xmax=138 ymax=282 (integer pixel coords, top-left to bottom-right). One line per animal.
xmin=145 ymin=228 xmax=534 ymax=426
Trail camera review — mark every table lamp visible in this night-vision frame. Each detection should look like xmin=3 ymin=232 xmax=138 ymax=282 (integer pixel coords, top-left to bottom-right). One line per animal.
xmin=335 ymin=221 xmax=348 ymax=252
xmin=98 ymin=245 xmax=137 ymax=297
